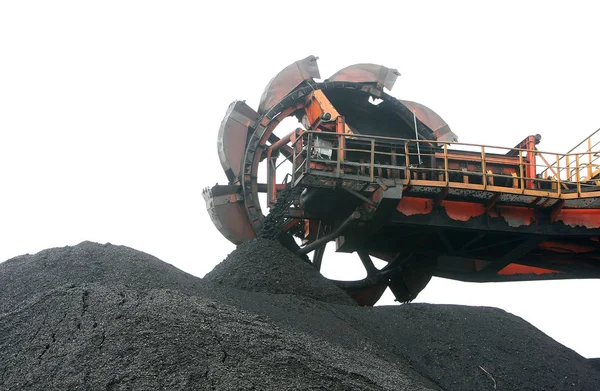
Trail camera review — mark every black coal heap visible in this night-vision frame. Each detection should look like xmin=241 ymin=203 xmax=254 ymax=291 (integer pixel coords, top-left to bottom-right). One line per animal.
xmin=1 ymin=241 xmax=598 ymax=390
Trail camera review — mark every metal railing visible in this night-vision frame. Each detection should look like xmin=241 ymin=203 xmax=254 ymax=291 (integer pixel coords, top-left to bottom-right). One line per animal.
xmin=290 ymin=130 xmax=600 ymax=199
xmin=539 ymin=128 xmax=600 ymax=185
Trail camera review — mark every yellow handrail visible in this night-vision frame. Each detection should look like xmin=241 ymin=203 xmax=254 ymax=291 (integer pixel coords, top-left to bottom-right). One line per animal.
xmin=289 ymin=131 xmax=600 ymax=199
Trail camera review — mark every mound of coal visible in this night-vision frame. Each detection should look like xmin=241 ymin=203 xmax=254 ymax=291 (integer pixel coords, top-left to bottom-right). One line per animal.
xmin=0 ymin=241 xmax=431 ymax=390
xmin=353 ymin=304 xmax=600 ymax=390
xmin=0 ymin=241 xmax=204 ymax=315
xmin=2 ymin=240 xmax=599 ymax=390
xmin=204 ymin=238 xmax=356 ymax=305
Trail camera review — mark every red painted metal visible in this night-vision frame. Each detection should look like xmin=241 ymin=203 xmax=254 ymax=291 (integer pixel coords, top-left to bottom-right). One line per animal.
xmin=202 ymin=186 xmax=256 ymax=244
xmin=400 ymin=100 xmax=458 ymax=143
xmin=397 ymin=197 xmax=537 ymax=227
xmin=525 ymin=135 xmax=538 ymax=189
xmin=205 ymin=56 xmax=600 ymax=306
xmin=498 ymin=264 xmax=561 ymax=276
xmin=396 ymin=197 xmax=433 ymax=216
xmin=218 ymin=101 xmax=258 ymax=183
xmin=267 ymin=128 xmax=300 ymax=205
xmin=328 ymin=63 xmax=400 ymax=91
xmin=443 ymin=201 xmax=486 ymax=222
xmin=538 ymin=241 xmax=599 ymax=253
xmin=258 ymin=55 xmax=320 ymax=114
xmin=553 ymin=209 xmax=600 ymax=229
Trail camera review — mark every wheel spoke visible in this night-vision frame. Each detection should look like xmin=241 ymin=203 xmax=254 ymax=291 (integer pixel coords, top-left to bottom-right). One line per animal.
xmin=312 ymin=244 xmax=326 ymax=271
xmin=357 ymin=251 xmax=378 ymax=277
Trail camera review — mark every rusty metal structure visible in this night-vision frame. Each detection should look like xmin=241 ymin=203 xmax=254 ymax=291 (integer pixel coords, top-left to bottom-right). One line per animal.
xmin=204 ymin=56 xmax=600 ymax=305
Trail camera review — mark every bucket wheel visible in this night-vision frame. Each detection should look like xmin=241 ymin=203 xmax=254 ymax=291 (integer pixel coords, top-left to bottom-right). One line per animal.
xmin=307 ymin=241 xmax=436 ymax=306
xmin=204 ymin=56 xmax=448 ymax=306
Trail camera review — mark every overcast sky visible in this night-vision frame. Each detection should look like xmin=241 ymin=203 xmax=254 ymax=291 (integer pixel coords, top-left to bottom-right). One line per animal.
xmin=1 ymin=1 xmax=599 ymax=358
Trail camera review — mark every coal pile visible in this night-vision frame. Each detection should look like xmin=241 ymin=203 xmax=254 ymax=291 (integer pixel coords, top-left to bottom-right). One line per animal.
xmin=204 ymin=238 xmax=356 ymax=305
xmin=1 ymin=241 xmax=600 ymax=390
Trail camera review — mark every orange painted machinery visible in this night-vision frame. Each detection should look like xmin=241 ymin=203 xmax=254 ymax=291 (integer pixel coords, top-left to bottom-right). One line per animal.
xmin=204 ymin=56 xmax=600 ymax=305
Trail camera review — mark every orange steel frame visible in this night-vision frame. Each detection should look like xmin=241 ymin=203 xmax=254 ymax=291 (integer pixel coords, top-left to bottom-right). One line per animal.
xmin=278 ymin=128 xmax=600 ymax=281
xmin=206 ymin=56 xmax=600 ymax=304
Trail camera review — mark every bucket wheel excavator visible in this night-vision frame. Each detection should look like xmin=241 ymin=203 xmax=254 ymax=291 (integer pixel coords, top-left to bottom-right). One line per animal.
xmin=204 ymin=56 xmax=600 ymax=306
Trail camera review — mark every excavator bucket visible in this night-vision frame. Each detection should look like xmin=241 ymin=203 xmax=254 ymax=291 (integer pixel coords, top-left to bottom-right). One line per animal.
xmin=258 ymin=55 xmax=320 ymax=114
xmin=202 ymin=185 xmax=255 ymax=245
xmin=218 ymin=101 xmax=258 ymax=184
xmin=327 ymin=63 xmax=400 ymax=91
xmin=399 ymin=100 xmax=458 ymax=143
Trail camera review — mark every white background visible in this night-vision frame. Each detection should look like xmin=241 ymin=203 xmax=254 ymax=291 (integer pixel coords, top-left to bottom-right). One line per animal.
xmin=1 ymin=1 xmax=599 ymax=358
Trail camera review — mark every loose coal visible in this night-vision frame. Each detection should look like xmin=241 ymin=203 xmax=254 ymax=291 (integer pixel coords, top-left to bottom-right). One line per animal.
xmin=1 ymin=240 xmax=599 ymax=390
xmin=351 ymin=304 xmax=600 ymax=390
xmin=204 ymin=238 xmax=356 ymax=306
xmin=0 ymin=242 xmax=431 ymax=390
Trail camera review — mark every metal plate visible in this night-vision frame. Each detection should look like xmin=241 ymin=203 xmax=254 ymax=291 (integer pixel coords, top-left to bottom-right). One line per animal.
xmin=257 ymin=55 xmax=320 ymax=114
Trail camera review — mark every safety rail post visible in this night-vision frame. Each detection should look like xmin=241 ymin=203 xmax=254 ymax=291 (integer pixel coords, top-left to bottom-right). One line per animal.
xmin=444 ymin=143 xmax=449 ymax=185
xmin=336 ymin=133 xmax=342 ymax=178
xmin=336 ymin=116 xmax=346 ymax=162
xmin=291 ymin=132 xmax=304 ymax=185
xmin=391 ymin=147 xmax=398 ymax=179
xmin=370 ymin=139 xmax=375 ymax=182
xmin=589 ymin=138 xmax=593 ymax=179
xmin=519 ymin=151 xmax=525 ymax=193
xmin=556 ymin=154 xmax=562 ymax=197
xmin=566 ymin=155 xmax=571 ymax=181
xmin=305 ymin=132 xmax=312 ymax=176
xmin=576 ymin=153 xmax=582 ymax=195
xmin=267 ymin=153 xmax=276 ymax=206
xmin=292 ymin=139 xmax=297 ymax=185
xmin=481 ymin=146 xmax=487 ymax=188
xmin=404 ymin=141 xmax=411 ymax=183
xmin=525 ymin=135 xmax=537 ymax=189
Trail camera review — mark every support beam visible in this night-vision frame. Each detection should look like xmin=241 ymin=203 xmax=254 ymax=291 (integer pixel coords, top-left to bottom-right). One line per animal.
xmin=267 ymin=133 xmax=295 ymax=161
xmin=312 ymin=244 xmax=326 ymax=271
xmin=298 ymin=210 xmax=361 ymax=255
xmin=357 ymin=251 xmax=378 ymax=277
xmin=485 ymin=236 xmax=547 ymax=274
